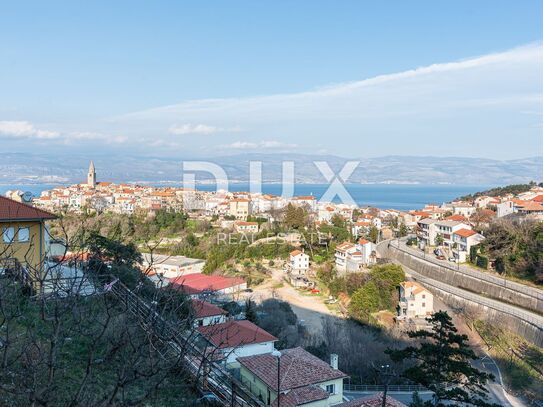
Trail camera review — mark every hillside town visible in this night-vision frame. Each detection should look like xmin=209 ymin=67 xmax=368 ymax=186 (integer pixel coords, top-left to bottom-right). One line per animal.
xmin=14 ymin=162 xmax=543 ymax=271
xmin=3 ymin=163 xmax=543 ymax=406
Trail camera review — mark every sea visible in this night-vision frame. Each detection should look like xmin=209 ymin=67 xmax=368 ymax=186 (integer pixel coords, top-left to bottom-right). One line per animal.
xmin=0 ymin=183 xmax=489 ymax=211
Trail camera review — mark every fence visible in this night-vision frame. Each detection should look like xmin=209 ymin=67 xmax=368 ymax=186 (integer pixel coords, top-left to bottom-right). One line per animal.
xmin=107 ymin=279 xmax=266 ymax=407
xmin=390 ymin=239 xmax=543 ymax=302
xmin=344 ymin=384 xmax=427 ymax=392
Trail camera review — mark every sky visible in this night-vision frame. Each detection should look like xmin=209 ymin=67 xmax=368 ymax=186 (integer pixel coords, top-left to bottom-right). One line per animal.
xmin=1 ymin=1 xmax=543 ymax=159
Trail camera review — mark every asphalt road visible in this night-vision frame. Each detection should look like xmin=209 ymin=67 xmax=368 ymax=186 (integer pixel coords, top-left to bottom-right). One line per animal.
xmin=377 ymin=240 xmax=528 ymax=407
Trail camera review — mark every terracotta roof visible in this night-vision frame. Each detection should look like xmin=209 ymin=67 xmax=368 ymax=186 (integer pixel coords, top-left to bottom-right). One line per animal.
xmin=517 ymin=202 xmax=543 ymax=212
xmin=0 ymin=196 xmax=57 ymax=222
xmin=354 ymin=221 xmax=371 ymax=226
xmin=454 ymin=228 xmax=477 ymax=238
xmin=238 ymin=347 xmax=347 ymax=392
xmin=337 ymin=393 xmax=407 ymax=407
xmin=191 ymin=299 xmax=227 ymax=318
xmin=290 ymin=250 xmax=304 ymax=257
xmin=410 ymin=211 xmax=431 ymax=217
xmin=198 ymin=320 xmax=277 ymax=348
xmin=293 ymin=196 xmax=316 ymax=200
xmin=358 ymin=238 xmax=371 ymax=245
xmin=533 ymin=195 xmax=543 ymax=203
xmin=170 ymin=274 xmax=246 ymax=295
xmin=445 ymin=214 xmax=467 ymax=222
xmin=271 ymin=385 xmax=329 ymax=407
xmin=336 ymin=242 xmax=355 ymax=252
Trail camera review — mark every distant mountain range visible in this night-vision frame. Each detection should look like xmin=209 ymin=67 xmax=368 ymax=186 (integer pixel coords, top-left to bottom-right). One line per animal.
xmin=2 ymin=152 xmax=542 ymax=187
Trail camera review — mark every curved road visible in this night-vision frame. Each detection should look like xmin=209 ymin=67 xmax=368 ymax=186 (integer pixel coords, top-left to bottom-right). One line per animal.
xmin=377 ymin=240 xmax=534 ymax=407
xmin=377 ymin=241 xmax=543 ymax=331
xmin=388 ymin=238 xmax=543 ymax=302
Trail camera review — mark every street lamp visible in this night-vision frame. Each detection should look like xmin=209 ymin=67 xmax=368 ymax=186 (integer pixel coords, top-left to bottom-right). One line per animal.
xmin=272 ymin=350 xmax=282 ymax=407
xmin=378 ymin=364 xmax=392 ymax=407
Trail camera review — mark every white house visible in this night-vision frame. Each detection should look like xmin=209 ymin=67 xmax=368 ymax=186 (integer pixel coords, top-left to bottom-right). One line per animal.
xmin=496 ymin=201 xmax=516 ymax=218
xmin=416 ymin=218 xmax=437 ymax=248
xmin=434 ymin=221 xmax=472 ymax=247
xmin=141 ymin=253 xmax=205 ymax=279
xmin=198 ymin=320 xmax=277 ymax=366
xmin=318 ymin=206 xmax=336 ymax=223
xmin=452 ymin=229 xmax=485 ymax=262
xmin=191 ymin=299 xmax=228 ymax=327
xmin=351 ymin=221 xmax=371 ymax=237
xmin=234 ymin=221 xmax=259 ymax=233
xmin=452 ymin=203 xmax=477 ymax=218
xmin=291 ymin=196 xmax=317 ymax=212
xmin=398 ymin=281 xmax=433 ymax=318
xmin=335 ymin=239 xmax=376 ymax=273
xmin=239 ymin=348 xmax=348 ymax=407
xmin=288 ymin=249 xmax=310 ymax=274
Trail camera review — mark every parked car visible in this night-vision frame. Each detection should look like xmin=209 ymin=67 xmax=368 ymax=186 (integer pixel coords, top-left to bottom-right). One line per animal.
xmin=448 ymin=257 xmax=456 ymax=262
xmin=436 ymin=255 xmax=446 ymax=260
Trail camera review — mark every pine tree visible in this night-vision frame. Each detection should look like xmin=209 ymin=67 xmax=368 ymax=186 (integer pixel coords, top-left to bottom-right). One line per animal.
xmin=245 ymin=299 xmax=258 ymax=323
xmin=386 ymin=311 xmax=499 ymax=407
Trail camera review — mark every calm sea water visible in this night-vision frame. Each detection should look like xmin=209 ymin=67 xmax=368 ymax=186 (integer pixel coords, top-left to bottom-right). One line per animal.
xmin=0 ymin=183 xmax=488 ymax=211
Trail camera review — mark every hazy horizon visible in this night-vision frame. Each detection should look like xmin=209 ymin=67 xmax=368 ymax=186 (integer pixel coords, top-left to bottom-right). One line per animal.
xmin=2 ymin=2 xmax=543 ymax=160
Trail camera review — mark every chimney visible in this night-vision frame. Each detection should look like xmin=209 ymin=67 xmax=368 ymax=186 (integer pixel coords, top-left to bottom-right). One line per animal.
xmin=330 ymin=353 xmax=338 ymax=370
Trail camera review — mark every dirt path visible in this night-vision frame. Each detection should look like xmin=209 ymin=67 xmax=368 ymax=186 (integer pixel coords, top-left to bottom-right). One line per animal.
xmin=246 ymin=267 xmax=341 ymax=337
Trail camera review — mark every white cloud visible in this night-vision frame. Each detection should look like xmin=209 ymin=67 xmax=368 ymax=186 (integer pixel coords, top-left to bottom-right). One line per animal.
xmin=115 ymin=42 xmax=543 ymax=157
xmin=225 ymin=140 xmax=298 ymax=150
xmin=0 ymin=121 xmax=60 ymax=139
xmin=168 ymin=123 xmax=242 ymax=135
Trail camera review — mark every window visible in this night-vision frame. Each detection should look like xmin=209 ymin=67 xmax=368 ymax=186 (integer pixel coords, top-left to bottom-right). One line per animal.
xmin=18 ymin=227 xmax=30 ymax=243
xmin=2 ymin=227 xmax=15 ymax=243
xmin=422 ymin=294 xmax=426 ymax=299
xmin=326 ymin=384 xmax=335 ymax=394
xmin=422 ymin=302 xmax=426 ymax=307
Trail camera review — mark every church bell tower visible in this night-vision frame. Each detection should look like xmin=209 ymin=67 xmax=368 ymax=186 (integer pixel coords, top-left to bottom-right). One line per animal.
xmin=87 ymin=161 xmax=96 ymax=188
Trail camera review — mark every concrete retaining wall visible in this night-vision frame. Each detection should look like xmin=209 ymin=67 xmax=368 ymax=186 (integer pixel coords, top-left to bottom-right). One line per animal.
xmin=430 ymin=287 xmax=543 ymax=347
xmin=382 ymin=244 xmax=543 ymax=315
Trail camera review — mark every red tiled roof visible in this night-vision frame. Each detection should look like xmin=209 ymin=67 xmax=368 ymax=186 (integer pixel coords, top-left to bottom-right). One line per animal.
xmin=290 ymin=250 xmax=303 ymax=257
xmin=517 ymin=202 xmax=543 ymax=212
xmin=337 ymin=393 xmax=407 ymax=407
xmin=533 ymin=195 xmax=543 ymax=202
xmin=198 ymin=320 xmax=277 ymax=348
xmin=336 ymin=242 xmax=355 ymax=252
xmin=445 ymin=214 xmax=467 ymax=222
xmin=271 ymin=385 xmax=329 ymax=407
xmin=170 ymin=274 xmax=246 ymax=295
xmin=358 ymin=238 xmax=371 ymax=245
xmin=0 ymin=196 xmax=56 ymax=222
xmin=238 ymin=347 xmax=347 ymax=392
xmin=454 ymin=228 xmax=477 ymax=238
xmin=191 ymin=299 xmax=227 ymax=318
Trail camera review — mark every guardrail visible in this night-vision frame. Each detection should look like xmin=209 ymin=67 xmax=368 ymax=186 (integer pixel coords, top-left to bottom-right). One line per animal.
xmin=344 ymin=384 xmax=427 ymax=392
xmin=389 ymin=239 xmax=543 ymax=302
xmin=417 ymin=272 xmax=543 ymax=328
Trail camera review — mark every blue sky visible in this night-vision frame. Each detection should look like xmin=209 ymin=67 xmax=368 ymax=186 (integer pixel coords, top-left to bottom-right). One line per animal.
xmin=1 ymin=1 xmax=543 ymax=159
